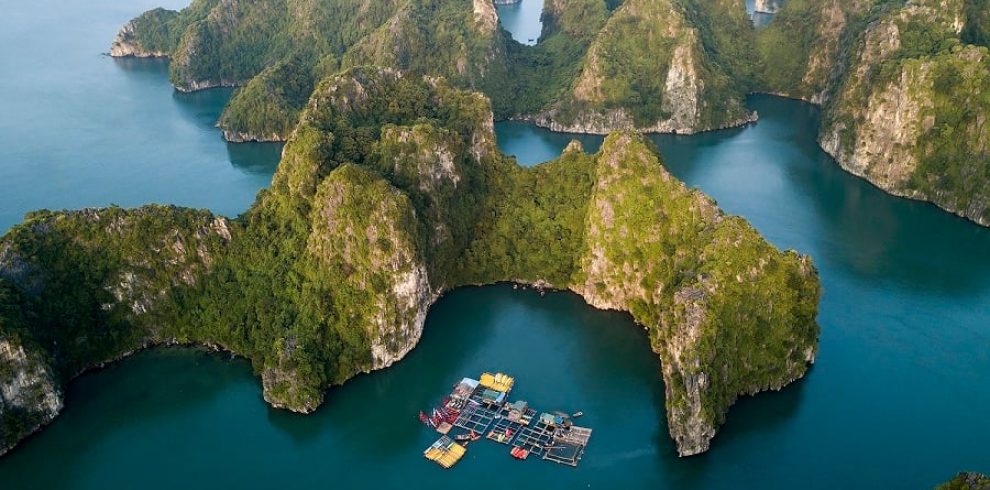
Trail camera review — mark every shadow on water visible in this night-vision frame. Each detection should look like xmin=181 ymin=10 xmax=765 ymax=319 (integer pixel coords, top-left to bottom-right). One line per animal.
xmin=264 ymin=399 xmax=335 ymax=445
xmin=110 ymin=55 xmax=170 ymax=78
xmin=710 ymin=370 xmax=810 ymax=444
xmin=659 ymin=378 xmax=809 ymax=488
xmin=263 ymin=285 xmax=507 ymax=449
xmin=171 ymin=88 xmax=235 ymax=128
xmin=226 ymin=142 xmax=283 ymax=176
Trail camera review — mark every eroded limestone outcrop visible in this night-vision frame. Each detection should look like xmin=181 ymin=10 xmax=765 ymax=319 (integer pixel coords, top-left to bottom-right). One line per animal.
xmin=0 ymin=206 xmax=232 ymax=453
xmin=0 ymin=334 xmax=61 ymax=456
xmin=110 ymin=19 xmax=170 ymax=57
xmin=571 ymin=133 xmax=819 ymax=455
xmin=537 ymin=0 xmax=755 ymax=134
xmin=821 ymin=0 xmax=990 ymax=226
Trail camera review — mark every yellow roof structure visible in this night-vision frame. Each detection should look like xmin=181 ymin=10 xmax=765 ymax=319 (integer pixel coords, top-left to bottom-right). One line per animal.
xmin=424 ymin=436 xmax=466 ymax=469
xmin=479 ymin=372 xmax=514 ymax=393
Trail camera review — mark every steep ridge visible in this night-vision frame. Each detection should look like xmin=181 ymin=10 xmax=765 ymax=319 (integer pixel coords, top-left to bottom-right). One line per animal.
xmin=756 ymin=0 xmax=990 ymax=226
xmin=0 ymin=206 xmax=232 ymax=452
xmin=111 ymin=0 xmax=762 ymax=138
xmin=819 ymin=0 xmax=990 ymax=226
xmin=532 ymin=0 xmax=755 ymax=134
xmin=757 ymin=0 xmax=877 ymax=104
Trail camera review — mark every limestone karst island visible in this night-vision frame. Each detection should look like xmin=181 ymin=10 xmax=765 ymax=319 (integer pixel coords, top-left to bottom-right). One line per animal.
xmin=0 ymin=0 xmax=988 ymax=488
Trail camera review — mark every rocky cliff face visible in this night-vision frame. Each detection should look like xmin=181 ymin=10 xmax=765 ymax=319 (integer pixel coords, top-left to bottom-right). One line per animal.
xmin=756 ymin=0 xmax=990 ymax=227
xmin=473 ymin=0 xmax=499 ymax=34
xmin=0 ymin=335 xmax=62 ymax=456
xmin=538 ymin=0 xmax=754 ymax=134
xmin=262 ymin=164 xmax=437 ymax=412
xmin=0 ymin=206 xmax=232 ymax=453
xmin=234 ymin=67 xmax=495 ymax=411
xmin=757 ymin=0 xmax=875 ymax=103
xmin=110 ymin=19 xmax=170 ymax=57
xmin=821 ymin=0 xmax=990 ymax=226
xmin=305 ymin=165 xmax=434 ymax=371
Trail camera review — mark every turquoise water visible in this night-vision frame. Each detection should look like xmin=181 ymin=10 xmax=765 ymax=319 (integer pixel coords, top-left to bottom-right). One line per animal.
xmin=494 ymin=121 xmax=602 ymax=166
xmin=0 ymin=0 xmax=280 ymax=233
xmin=496 ymin=0 xmax=544 ymax=45
xmin=2 ymin=1 xmax=990 ymax=489
xmin=0 ymin=287 xmax=676 ymax=488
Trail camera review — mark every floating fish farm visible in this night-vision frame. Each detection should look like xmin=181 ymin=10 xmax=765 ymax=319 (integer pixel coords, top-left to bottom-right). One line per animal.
xmin=420 ymin=372 xmax=592 ymax=469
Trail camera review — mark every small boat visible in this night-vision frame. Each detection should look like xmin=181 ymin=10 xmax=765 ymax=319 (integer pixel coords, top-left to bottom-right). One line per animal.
xmin=572 ymin=411 xmax=584 ymax=418
xmin=510 ymin=446 xmax=530 ymax=460
xmin=455 ymin=430 xmax=481 ymax=442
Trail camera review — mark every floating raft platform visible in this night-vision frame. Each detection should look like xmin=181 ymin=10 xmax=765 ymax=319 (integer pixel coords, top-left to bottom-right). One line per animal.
xmin=544 ymin=426 xmax=593 ymax=467
xmin=479 ymin=372 xmax=515 ymax=393
xmin=424 ymin=436 xmax=467 ymax=469
xmin=420 ymin=371 xmax=592 ymax=468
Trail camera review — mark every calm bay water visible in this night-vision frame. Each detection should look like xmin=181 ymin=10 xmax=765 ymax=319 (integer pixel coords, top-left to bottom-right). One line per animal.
xmin=0 ymin=0 xmax=280 ymax=233
xmin=1 ymin=1 xmax=990 ymax=489
xmin=496 ymin=0 xmax=544 ymax=45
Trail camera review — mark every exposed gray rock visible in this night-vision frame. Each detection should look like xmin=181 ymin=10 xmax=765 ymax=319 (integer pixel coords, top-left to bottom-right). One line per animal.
xmin=0 ymin=337 xmax=62 ymax=456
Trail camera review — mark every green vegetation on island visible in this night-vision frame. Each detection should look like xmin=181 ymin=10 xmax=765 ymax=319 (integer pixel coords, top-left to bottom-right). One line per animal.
xmin=815 ymin=0 xmax=990 ymax=225
xmin=112 ymin=0 xmax=760 ymax=138
xmin=0 ymin=69 xmax=820 ymax=457
xmin=219 ymin=54 xmax=325 ymax=141
xmin=753 ymin=0 xmax=990 ymax=225
xmin=110 ymin=0 xmax=990 ymax=226
xmin=538 ymin=0 xmax=754 ymax=133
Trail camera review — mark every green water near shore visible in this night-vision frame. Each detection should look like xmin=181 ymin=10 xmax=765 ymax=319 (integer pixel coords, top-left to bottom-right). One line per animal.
xmin=1 ymin=1 xmax=989 ymax=488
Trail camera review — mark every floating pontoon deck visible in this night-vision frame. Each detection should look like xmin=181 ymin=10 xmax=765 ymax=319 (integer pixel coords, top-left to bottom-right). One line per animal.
xmin=424 ymin=436 xmax=467 ymax=469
